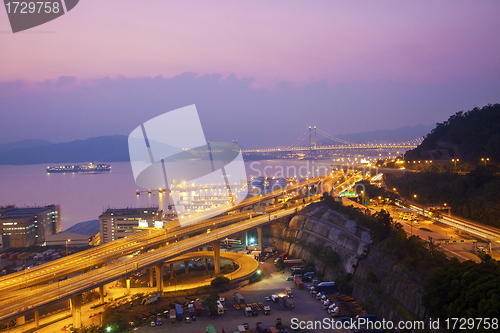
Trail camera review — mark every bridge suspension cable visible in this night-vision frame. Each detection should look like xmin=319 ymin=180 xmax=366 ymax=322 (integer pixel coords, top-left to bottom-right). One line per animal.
xmin=288 ymin=129 xmax=310 ymax=149
xmin=315 ymin=127 xmax=353 ymax=145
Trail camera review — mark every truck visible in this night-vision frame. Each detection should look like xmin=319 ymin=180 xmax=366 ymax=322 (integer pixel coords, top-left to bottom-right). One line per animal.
xmin=233 ymin=292 xmax=245 ymax=305
xmin=169 ymin=309 xmax=176 ymax=323
xmin=282 ymin=296 xmax=294 ymax=310
xmin=206 ymin=325 xmax=216 ymax=333
xmin=284 ymin=287 xmax=293 ymax=298
xmin=175 ymin=304 xmax=183 ymax=321
xmin=276 ymin=318 xmax=284 ymax=331
xmin=217 ymin=304 xmax=224 ymax=315
xmin=245 ymin=306 xmax=252 ymax=317
xmin=295 ymin=277 xmax=304 ymax=290
xmin=315 ymin=282 xmax=338 ymax=293
xmin=356 ymin=314 xmax=377 ymax=329
xmin=284 ymin=259 xmax=303 ymax=267
xmin=188 ymin=304 xmax=195 ymax=316
xmin=263 ymin=305 xmax=271 ymax=315
xmin=268 ymin=328 xmax=279 ymax=333
xmin=256 ymin=322 xmax=269 ymax=333
xmin=252 ymin=306 xmax=259 ymax=316
xmin=194 ymin=300 xmax=202 ymax=315
xmin=237 ymin=325 xmax=246 ymax=332
xmin=222 ymin=326 xmax=231 ymax=333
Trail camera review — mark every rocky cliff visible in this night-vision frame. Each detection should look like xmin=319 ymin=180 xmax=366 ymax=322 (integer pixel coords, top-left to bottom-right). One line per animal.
xmin=264 ymin=202 xmax=427 ymax=324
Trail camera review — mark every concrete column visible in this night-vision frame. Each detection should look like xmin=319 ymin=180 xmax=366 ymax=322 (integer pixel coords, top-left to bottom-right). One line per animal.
xmin=16 ymin=316 xmax=25 ymax=326
xmin=205 ymin=258 xmax=208 ymax=271
xmin=213 ymin=242 xmax=221 ymax=274
xmin=34 ymin=310 xmax=40 ymax=328
xmin=99 ymin=285 xmax=105 ymax=303
xmin=257 ymin=227 xmax=263 ymax=251
xmin=149 ymin=267 xmax=154 ymax=287
xmin=126 ymin=277 xmax=131 ymax=295
xmin=170 ymin=263 xmax=174 ymax=280
xmin=184 ymin=260 xmax=190 ymax=274
xmin=155 ymin=264 xmax=164 ymax=293
xmin=70 ymin=294 xmax=82 ymax=328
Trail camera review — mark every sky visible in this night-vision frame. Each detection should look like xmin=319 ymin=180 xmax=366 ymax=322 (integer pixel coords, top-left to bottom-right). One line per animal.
xmin=1 ymin=0 xmax=499 ymax=148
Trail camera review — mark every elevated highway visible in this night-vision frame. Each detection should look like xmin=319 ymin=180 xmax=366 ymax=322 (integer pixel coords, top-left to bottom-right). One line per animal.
xmin=0 ymin=173 xmax=333 ymax=296
xmin=0 ymin=205 xmax=299 ymax=324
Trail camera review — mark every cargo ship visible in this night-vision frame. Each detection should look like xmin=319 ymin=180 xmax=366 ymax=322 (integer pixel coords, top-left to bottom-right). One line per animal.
xmin=46 ymin=162 xmax=111 ymax=173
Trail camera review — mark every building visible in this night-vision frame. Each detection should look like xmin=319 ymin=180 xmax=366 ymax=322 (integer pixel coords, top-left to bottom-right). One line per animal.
xmin=99 ymin=207 xmax=163 ymax=244
xmin=0 ymin=205 xmax=61 ymax=248
xmin=45 ymin=219 xmax=100 ymax=247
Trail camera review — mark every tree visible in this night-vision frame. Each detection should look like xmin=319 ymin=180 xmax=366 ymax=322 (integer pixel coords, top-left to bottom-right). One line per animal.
xmin=210 ymin=276 xmax=230 ymax=288
xmin=319 ymin=245 xmax=340 ymax=266
xmin=275 ymin=258 xmax=286 ymax=271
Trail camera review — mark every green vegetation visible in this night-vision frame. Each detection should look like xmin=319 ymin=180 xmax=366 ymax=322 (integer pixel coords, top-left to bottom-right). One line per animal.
xmin=385 ymin=165 xmax=500 ymax=228
xmin=322 ymin=193 xmax=448 ymax=273
xmin=423 ymin=256 xmax=500 ymax=324
xmin=274 ymin=258 xmax=286 ymax=271
xmin=210 ymin=276 xmax=230 ymax=288
xmin=365 ymin=271 xmax=379 ymax=284
xmin=319 ymin=245 xmax=340 ymax=265
xmin=405 ymin=103 xmax=500 ymax=163
xmin=201 ymin=293 xmax=220 ymax=315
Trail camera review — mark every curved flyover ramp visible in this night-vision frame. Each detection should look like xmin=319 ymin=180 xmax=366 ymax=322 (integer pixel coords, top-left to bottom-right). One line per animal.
xmin=162 ymin=251 xmax=259 ymax=291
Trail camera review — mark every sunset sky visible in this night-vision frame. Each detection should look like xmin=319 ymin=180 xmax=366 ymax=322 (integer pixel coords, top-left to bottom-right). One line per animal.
xmin=1 ymin=0 xmax=499 ymax=147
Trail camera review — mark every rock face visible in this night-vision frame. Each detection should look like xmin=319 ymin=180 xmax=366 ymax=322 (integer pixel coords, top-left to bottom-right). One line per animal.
xmin=264 ymin=203 xmax=427 ymax=323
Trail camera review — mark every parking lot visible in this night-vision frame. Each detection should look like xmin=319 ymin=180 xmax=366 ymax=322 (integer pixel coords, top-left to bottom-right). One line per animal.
xmin=135 ymin=258 xmax=349 ymax=333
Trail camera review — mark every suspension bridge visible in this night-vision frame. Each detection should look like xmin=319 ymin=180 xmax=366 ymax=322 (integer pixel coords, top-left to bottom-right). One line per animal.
xmin=241 ymin=126 xmax=422 ymax=154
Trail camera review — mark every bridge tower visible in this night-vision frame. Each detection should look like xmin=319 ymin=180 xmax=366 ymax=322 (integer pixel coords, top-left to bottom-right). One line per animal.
xmin=308 ymin=126 xmax=317 ymax=158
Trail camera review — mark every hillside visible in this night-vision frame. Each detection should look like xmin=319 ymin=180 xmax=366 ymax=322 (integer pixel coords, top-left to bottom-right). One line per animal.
xmin=0 ymin=135 xmax=129 ymax=165
xmin=332 ymin=124 xmax=433 ymax=143
xmin=405 ymin=104 xmax=500 ymax=163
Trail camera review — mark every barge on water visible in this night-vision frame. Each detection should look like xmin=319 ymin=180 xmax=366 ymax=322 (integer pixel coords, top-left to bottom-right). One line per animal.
xmin=46 ymin=162 xmax=111 ymax=173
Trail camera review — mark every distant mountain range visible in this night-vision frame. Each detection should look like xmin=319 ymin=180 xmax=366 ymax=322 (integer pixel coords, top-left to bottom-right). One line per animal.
xmin=322 ymin=124 xmax=433 ymax=144
xmin=0 ymin=124 xmax=434 ymax=165
xmin=0 ymin=135 xmax=129 ymax=165
xmin=0 ymin=139 xmax=52 ymax=153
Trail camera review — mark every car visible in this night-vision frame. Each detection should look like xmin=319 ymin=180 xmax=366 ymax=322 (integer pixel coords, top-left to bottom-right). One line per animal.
xmin=156 ymin=319 xmax=162 ymax=326
xmin=265 ymin=297 xmax=271 ymax=302
xmin=185 ymin=316 xmax=191 ymax=323
xmin=150 ymin=321 xmax=155 ymax=327
xmin=286 ymin=276 xmax=294 ymax=281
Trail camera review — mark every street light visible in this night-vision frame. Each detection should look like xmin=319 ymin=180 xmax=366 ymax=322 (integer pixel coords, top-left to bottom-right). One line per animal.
xmin=66 ymin=239 xmax=71 ymax=256
xmin=452 ymin=159 xmax=459 ymax=172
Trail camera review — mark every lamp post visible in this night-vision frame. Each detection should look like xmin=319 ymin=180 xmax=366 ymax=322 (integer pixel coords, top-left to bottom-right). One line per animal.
xmin=452 ymin=159 xmax=459 ymax=172
xmin=65 ymin=239 xmax=71 ymax=256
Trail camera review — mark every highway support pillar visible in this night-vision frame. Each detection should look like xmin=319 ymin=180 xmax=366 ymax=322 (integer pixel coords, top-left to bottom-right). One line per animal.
xmin=149 ymin=267 xmax=154 ymax=287
xmin=213 ymin=242 xmax=221 ymax=274
xmin=70 ymin=294 xmax=82 ymax=329
xmin=126 ymin=277 xmax=131 ymax=295
xmin=34 ymin=310 xmax=40 ymax=328
xmin=184 ymin=260 xmax=190 ymax=274
xmin=155 ymin=264 xmax=164 ymax=293
xmin=257 ymin=227 xmax=263 ymax=251
xmin=16 ymin=316 xmax=25 ymax=326
xmin=170 ymin=263 xmax=174 ymax=280
xmin=99 ymin=285 xmax=105 ymax=304
xmin=205 ymin=258 xmax=208 ymax=271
